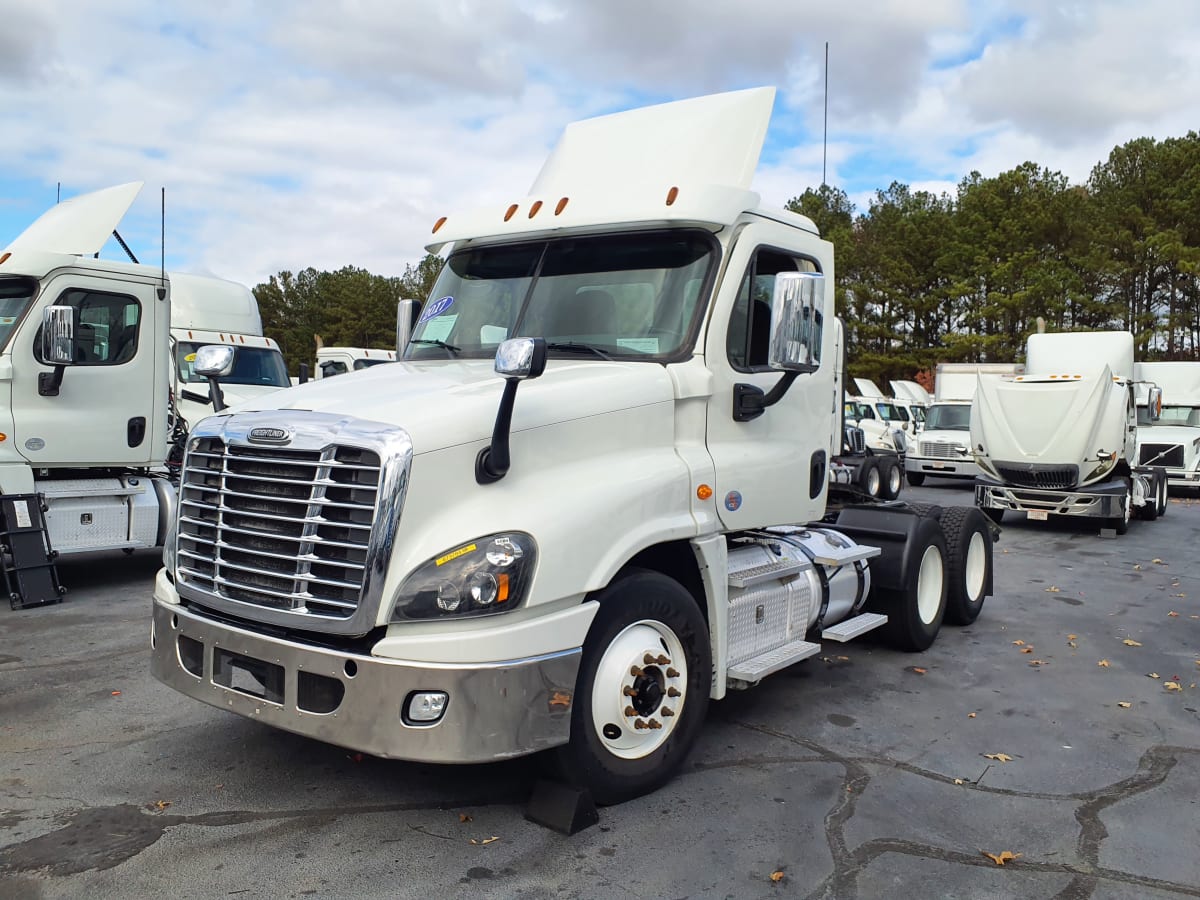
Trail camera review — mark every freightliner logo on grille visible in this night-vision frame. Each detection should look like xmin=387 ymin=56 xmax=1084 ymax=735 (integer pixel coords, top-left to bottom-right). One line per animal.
xmin=247 ymin=426 xmax=291 ymax=444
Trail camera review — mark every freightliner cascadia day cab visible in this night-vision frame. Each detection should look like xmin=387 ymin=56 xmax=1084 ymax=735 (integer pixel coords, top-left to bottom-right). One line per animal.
xmin=905 ymin=363 xmax=1020 ymax=487
xmin=1133 ymin=361 xmax=1200 ymax=493
xmin=150 ymin=88 xmax=996 ymax=803
xmin=972 ymin=331 xmax=1168 ymax=532
xmin=0 ymin=183 xmax=269 ymax=577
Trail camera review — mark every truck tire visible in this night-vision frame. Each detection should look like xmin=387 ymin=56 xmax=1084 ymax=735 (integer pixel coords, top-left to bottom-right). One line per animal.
xmin=1107 ymin=480 xmax=1131 ymax=534
xmin=860 ymin=458 xmax=882 ymax=498
xmin=906 ymin=470 xmax=926 ymax=487
xmin=1155 ymin=469 xmax=1168 ymax=517
xmin=1139 ymin=474 xmax=1159 ymax=522
xmin=940 ymin=507 xmax=992 ymax=626
xmin=881 ymin=458 xmax=903 ymax=500
xmin=555 ymin=569 xmax=711 ymax=805
xmin=868 ymin=516 xmax=948 ymax=652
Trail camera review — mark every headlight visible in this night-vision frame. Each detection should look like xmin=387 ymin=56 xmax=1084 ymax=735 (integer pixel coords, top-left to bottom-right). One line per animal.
xmin=390 ymin=532 xmax=537 ymax=621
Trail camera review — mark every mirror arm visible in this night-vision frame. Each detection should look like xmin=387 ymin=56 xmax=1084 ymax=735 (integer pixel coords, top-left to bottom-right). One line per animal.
xmin=733 ymin=371 xmax=800 ymax=422
xmin=206 ymin=376 xmax=226 ymax=412
xmin=38 ymin=366 xmax=66 ymax=398
xmin=475 ymin=378 xmax=520 ymax=484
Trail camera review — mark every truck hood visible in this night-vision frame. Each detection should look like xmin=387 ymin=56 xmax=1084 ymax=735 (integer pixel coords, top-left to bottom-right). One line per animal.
xmin=972 ymin=369 xmax=1121 ymax=469
xmin=221 ymin=358 xmax=676 ymax=454
xmin=5 ymin=182 xmax=143 ymax=256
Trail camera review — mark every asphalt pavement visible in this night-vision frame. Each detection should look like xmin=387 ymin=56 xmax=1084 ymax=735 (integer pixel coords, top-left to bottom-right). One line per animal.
xmin=2 ymin=482 xmax=1198 ymax=899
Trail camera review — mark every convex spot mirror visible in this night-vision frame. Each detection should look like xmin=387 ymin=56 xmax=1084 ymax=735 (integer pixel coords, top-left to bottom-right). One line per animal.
xmin=193 ymin=344 xmax=235 ymax=378
xmin=495 ymin=337 xmax=547 ymax=379
xmin=41 ymin=306 xmax=75 ymax=365
xmin=768 ymin=272 xmax=824 ymax=372
xmin=1147 ymin=385 xmax=1163 ymax=421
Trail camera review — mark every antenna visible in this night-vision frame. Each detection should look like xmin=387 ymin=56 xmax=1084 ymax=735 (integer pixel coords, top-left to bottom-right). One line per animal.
xmin=822 ymin=41 xmax=829 ymax=187
xmin=56 ymin=181 xmax=61 ymax=204
xmin=158 ymin=187 xmax=167 ymax=301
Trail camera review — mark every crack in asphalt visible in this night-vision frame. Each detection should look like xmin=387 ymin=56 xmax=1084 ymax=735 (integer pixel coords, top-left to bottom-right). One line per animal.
xmin=725 ymin=721 xmax=1200 ymax=899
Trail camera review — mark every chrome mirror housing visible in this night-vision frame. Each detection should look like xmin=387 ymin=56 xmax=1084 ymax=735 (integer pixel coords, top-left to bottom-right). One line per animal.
xmin=41 ymin=306 xmax=75 ymax=365
xmin=768 ymin=272 xmax=824 ymax=372
xmin=193 ymin=344 xmax=236 ymax=378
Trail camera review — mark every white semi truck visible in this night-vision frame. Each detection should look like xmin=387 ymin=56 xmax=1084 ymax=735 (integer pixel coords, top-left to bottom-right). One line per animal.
xmin=973 ymin=331 xmax=1168 ymax=531
xmin=315 ymin=346 xmax=397 ymax=379
xmin=150 ymin=88 xmax=995 ymax=804
xmin=1134 ymin=361 xmax=1200 ymax=492
xmin=0 ymin=183 xmax=276 ymax=595
xmin=905 ymin=363 xmax=1020 ymax=487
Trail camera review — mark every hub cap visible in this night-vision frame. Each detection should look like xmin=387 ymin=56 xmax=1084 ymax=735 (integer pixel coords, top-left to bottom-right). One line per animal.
xmin=916 ymin=545 xmax=945 ymax=625
xmin=964 ymin=532 xmax=987 ymax=601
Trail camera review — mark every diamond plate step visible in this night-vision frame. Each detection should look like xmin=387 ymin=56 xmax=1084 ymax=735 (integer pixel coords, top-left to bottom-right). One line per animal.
xmin=727 ymin=639 xmax=821 ymax=683
xmin=808 ymin=545 xmax=880 ymax=567
xmin=821 ymin=612 xmax=888 ymax=642
xmin=727 ymin=559 xmax=810 ymax=589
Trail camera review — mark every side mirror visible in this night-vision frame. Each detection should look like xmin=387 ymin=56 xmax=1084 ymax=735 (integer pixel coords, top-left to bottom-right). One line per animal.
xmin=298 ymin=362 xmax=310 ymax=385
xmin=768 ymin=272 xmax=824 ymax=372
xmin=41 ymin=306 xmax=76 ymax=365
xmin=1147 ymin=385 xmax=1163 ymax=421
xmin=476 ymin=338 xmax=547 ymax=484
xmin=193 ymin=344 xmax=235 ymax=413
xmin=396 ymin=298 xmax=422 ymax=354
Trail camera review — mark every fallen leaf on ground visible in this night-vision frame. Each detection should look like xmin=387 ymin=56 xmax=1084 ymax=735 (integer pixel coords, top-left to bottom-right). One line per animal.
xmin=1165 ymin=682 xmax=1182 ymax=692
xmin=1152 ymin=558 xmax=1165 ymax=565
xmin=1098 ymin=659 xmax=1111 ymax=667
xmin=983 ymin=850 xmax=1022 ymax=866
xmin=1028 ymin=659 xmax=1046 ymax=667
xmin=954 ymin=778 xmax=965 ymax=785
xmin=148 ymin=800 xmax=171 ymax=812
xmin=1021 ymin=647 xmax=1034 ymax=654
xmin=1148 ymin=673 xmax=1160 ymax=679
xmin=1122 ymin=639 xmax=1142 ymax=647
xmin=110 ymin=691 xmax=121 ymax=696
xmin=1045 ymin=586 xmax=1062 ymax=593
xmin=769 ymin=871 xmax=785 ymax=883
xmin=1133 ymin=564 xmax=1142 ymax=570
xmin=469 ymin=836 xmax=501 ymax=845
xmin=1117 ymin=702 xmax=1131 ymax=708
xmin=1068 ymin=641 xmax=1078 ymax=649
xmin=1012 ymin=640 xmax=1025 ymax=646
xmin=459 ymin=814 xmax=473 ymax=823
xmin=968 ymin=712 xmax=977 ymax=718
xmin=984 ymin=753 xmax=1014 ymax=762
xmin=1168 ymin=611 xmax=1179 ymax=617
xmin=1067 ymin=634 xmax=1077 ymax=640
xmin=910 ymin=667 xmax=927 ymax=675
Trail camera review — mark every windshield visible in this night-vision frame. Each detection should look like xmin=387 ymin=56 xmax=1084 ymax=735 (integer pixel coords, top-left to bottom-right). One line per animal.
xmin=1138 ymin=405 xmax=1200 ymax=427
xmin=176 ymin=341 xmax=290 ymax=387
xmin=876 ymin=402 xmax=907 ymax=422
xmin=924 ymin=404 xmax=970 ymax=431
xmin=406 ymin=230 xmax=715 ymax=362
xmin=910 ymin=405 xmax=927 ymax=423
xmin=845 ymin=401 xmax=875 ymax=420
xmin=0 ymin=276 xmax=37 ymax=352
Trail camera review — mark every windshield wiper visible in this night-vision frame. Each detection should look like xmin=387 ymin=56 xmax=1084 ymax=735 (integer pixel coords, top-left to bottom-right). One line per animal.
xmin=546 ymin=341 xmax=611 ymax=360
xmin=409 ymin=338 xmax=461 ymax=354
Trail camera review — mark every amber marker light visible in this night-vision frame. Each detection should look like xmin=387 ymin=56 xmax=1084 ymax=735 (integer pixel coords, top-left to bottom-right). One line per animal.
xmin=528 ymin=200 xmax=543 ymax=218
xmin=497 ymin=573 xmax=510 ymax=603
xmin=666 ymin=186 xmax=679 ymax=206
xmin=555 ymin=197 xmax=569 ymax=215
xmin=0 ymin=433 xmax=7 ymax=442
xmin=697 ymin=484 xmax=713 ymax=500
xmin=432 ymin=216 xmax=447 ymax=234
xmin=504 ymin=203 xmax=519 ymax=221
xmin=0 ymin=252 xmax=10 ymax=265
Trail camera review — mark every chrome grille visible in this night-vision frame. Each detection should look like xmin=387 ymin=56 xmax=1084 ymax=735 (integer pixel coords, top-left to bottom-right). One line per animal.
xmin=178 ymin=438 xmax=382 ymax=619
xmin=995 ymin=463 xmax=1078 ymax=491
xmin=919 ymin=441 xmax=961 ymax=459
xmin=1139 ymin=443 xmax=1184 ymax=467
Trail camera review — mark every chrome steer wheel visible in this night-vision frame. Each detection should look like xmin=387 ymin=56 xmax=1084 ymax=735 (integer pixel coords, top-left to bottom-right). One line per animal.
xmin=592 ymin=620 xmax=687 ymax=759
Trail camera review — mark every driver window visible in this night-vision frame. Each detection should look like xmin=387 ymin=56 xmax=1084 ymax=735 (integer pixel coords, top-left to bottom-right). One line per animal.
xmin=727 ymin=249 xmax=808 ymax=371
xmin=36 ymin=288 xmax=140 ymax=366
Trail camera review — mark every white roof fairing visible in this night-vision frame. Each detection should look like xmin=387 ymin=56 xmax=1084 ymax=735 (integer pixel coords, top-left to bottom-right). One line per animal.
xmin=427 ymin=87 xmax=789 ymax=252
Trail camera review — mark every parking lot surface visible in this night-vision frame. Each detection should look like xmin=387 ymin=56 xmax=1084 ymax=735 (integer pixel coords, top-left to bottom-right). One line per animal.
xmin=2 ymin=482 xmax=1199 ymax=899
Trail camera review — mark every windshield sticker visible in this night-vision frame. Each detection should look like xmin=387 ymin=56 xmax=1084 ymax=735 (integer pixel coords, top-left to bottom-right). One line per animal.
xmin=436 ymin=543 xmax=477 ymax=566
xmin=420 ymin=295 xmax=454 ymax=323
xmin=0 ymin=316 xmax=15 ymax=325
xmin=616 ymin=337 xmax=660 ymax=354
xmin=184 ymin=352 xmax=197 ymax=362
xmin=479 ymin=324 xmax=509 ymax=345
xmin=422 ymin=314 xmax=457 ymax=343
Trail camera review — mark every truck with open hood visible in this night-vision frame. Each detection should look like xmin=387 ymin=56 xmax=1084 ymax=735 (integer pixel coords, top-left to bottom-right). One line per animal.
xmin=150 ymin=88 xmax=996 ymax=804
xmin=972 ymin=331 xmax=1168 ymax=532
xmin=1134 ymin=361 xmax=1200 ymax=493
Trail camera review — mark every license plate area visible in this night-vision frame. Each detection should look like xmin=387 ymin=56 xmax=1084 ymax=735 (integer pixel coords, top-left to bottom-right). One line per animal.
xmin=1027 ymin=509 xmax=1049 ymax=521
xmin=213 ymin=647 xmax=285 ymax=704
xmin=931 ymin=462 xmax=947 ymax=469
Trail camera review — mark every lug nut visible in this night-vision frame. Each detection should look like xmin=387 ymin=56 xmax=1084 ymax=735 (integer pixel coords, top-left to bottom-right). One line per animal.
xmin=661 ymin=707 xmax=675 ymax=717
xmin=623 ymin=685 xmax=638 ymax=697
xmin=666 ymin=667 xmax=680 ymax=678
xmin=667 ymin=687 xmax=681 ymax=698
xmin=648 ymin=719 xmax=663 ymax=729
xmin=634 ymin=719 xmax=648 ymax=730
xmin=624 ymin=706 xmax=638 ymax=717
xmin=630 ymin=666 xmax=643 ymax=677
xmin=656 ymin=654 xmax=670 ymax=665
xmin=643 ymin=653 xmax=656 ymax=665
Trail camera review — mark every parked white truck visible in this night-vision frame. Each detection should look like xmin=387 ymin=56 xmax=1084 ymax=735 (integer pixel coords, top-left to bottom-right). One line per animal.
xmin=973 ymin=331 xmax=1168 ymax=531
xmin=1134 ymin=361 xmax=1200 ymax=493
xmin=149 ymin=88 xmax=995 ymax=803
xmin=905 ymin=363 xmax=1020 ymax=487
xmin=315 ymin=346 xmax=397 ymax=379
xmin=0 ymin=183 xmax=272 ymax=594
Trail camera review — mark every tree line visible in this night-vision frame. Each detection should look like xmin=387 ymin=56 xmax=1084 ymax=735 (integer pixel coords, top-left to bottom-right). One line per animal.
xmin=253 ymin=131 xmax=1200 ymax=382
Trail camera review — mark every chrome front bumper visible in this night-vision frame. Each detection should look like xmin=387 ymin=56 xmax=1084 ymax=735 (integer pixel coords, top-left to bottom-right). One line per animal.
xmin=905 ymin=456 xmax=980 ymax=479
xmin=974 ymin=477 xmax=1124 ymax=518
xmin=151 ymin=600 xmax=580 ymax=763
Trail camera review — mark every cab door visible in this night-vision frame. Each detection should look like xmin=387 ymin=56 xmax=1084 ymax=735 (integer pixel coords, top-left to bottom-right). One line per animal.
xmin=703 ymin=220 xmax=837 ymax=529
xmin=10 ymin=271 xmax=166 ymax=468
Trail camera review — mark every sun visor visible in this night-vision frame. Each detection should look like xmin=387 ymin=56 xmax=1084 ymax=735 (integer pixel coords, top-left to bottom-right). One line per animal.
xmin=4 ymin=182 xmax=144 ymax=256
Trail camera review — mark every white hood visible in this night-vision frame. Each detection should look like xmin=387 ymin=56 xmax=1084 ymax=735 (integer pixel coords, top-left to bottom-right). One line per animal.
xmin=215 ymin=358 xmax=676 ymax=455
xmin=891 ymin=380 xmax=931 ymax=406
xmin=4 ymin=182 xmax=143 ymax=256
xmin=972 ymin=369 xmax=1131 ymax=483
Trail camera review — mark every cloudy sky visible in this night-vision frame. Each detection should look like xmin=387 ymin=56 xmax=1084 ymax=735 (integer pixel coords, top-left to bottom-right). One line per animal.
xmin=1 ymin=0 xmax=1197 ymax=288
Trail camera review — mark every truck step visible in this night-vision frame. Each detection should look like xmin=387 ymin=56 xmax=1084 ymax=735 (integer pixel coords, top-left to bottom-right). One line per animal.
xmin=822 ymin=612 xmax=888 ymax=642
xmin=727 ymin=639 xmax=821 ymax=683
xmin=807 ymin=544 xmax=880 ymax=567
xmin=727 ymin=559 xmax=810 ymax=589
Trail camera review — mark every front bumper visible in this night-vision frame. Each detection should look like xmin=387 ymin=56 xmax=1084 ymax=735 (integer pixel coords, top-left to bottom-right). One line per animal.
xmin=974 ymin=475 xmax=1126 ymax=518
xmin=151 ymin=599 xmax=581 ymax=763
xmin=905 ymin=456 xmax=980 ymax=479
xmin=1160 ymin=467 xmax=1200 ymax=490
